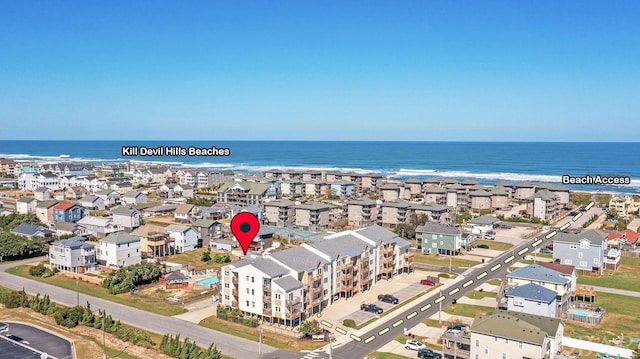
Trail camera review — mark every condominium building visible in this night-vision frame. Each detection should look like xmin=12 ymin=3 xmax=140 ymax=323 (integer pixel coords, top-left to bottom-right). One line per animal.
xmin=220 ymin=225 xmax=413 ymax=326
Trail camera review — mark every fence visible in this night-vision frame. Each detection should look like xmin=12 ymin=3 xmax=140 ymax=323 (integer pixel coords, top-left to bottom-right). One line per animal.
xmin=216 ymin=313 xmax=259 ymax=327
xmin=562 ymin=303 xmax=606 ymax=325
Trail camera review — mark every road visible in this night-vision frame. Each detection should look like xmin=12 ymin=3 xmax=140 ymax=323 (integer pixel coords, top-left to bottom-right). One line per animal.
xmin=329 ymin=234 xmax=552 ymax=359
xmin=0 ymin=258 xmax=279 ymax=359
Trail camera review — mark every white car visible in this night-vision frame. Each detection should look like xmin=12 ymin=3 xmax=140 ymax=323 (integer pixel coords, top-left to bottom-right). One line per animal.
xmin=405 ymin=339 xmax=427 ymax=351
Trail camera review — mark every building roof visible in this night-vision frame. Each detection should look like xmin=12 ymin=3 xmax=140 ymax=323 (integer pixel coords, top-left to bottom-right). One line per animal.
xmin=96 ymin=189 xmax=118 ymax=196
xmin=77 ymin=216 xmax=113 ymax=227
xmin=53 ymin=222 xmax=83 ymax=232
xmin=269 ymin=246 xmax=330 ymax=272
xmin=80 ymin=195 xmax=101 ymax=203
xmin=608 ymin=229 xmax=639 ymax=244
xmin=100 ymin=232 xmax=140 ymax=245
xmin=11 ymin=223 xmax=50 ymax=236
xmin=490 ymin=187 xmax=509 ymax=196
xmin=263 ymin=199 xmax=296 ymax=208
xmin=345 ymin=198 xmax=377 ymax=206
xmin=516 ymin=181 xmax=536 ymax=188
xmin=218 ymin=181 xmax=273 ymax=195
xmin=470 ymin=189 xmax=492 ymax=197
xmin=111 ymin=206 xmax=140 ymax=216
xmin=379 ymin=200 xmax=412 ymax=209
xmin=424 ymin=186 xmax=446 ymax=194
xmin=192 ymin=219 xmax=218 ymax=228
xmin=507 ymin=264 xmax=570 ymax=285
xmin=468 ymin=215 xmax=500 ymax=225
xmin=537 ymin=261 xmax=575 ymax=275
xmin=16 ymin=197 xmax=37 ymax=203
xmin=144 ymin=204 xmax=179 ymax=213
xmin=165 ymin=224 xmax=192 ymax=234
xmin=527 ymin=189 xmax=559 ymax=201
xmin=416 ymin=222 xmax=461 ymax=236
xmin=294 ymin=202 xmax=332 ymax=211
xmin=312 ymin=234 xmax=370 ymax=259
xmin=34 ymin=187 xmax=50 ymax=193
xmin=356 ymin=225 xmax=410 ymax=247
xmin=175 ymin=203 xmax=194 ymax=215
xmin=123 ymin=190 xmax=143 ymax=198
xmin=54 ymin=201 xmax=77 ymax=211
xmin=273 ymin=275 xmax=304 ymax=292
xmin=460 ymin=179 xmax=479 ymax=185
xmin=471 ymin=310 xmax=562 ymax=345
xmin=35 ymin=200 xmax=59 ymax=209
xmin=52 ymin=236 xmax=94 ymax=250
xmin=506 ymin=283 xmax=557 ymax=304
xmin=404 ymin=178 xmax=423 ymax=184
xmin=552 ymin=229 xmax=607 ymax=246
xmin=250 ymin=259 xmax=289 ymax=277
xmin=130 ymin=224 xmax=168 ymax=237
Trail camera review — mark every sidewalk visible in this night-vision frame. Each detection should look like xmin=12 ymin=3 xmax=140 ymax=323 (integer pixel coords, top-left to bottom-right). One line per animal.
xmin=563 ymin=337 xmax=633 ymax=358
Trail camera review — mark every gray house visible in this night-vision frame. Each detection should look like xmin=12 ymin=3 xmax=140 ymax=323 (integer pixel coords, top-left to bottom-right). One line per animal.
xmin=49 ymin=237 xmax=96 ymax=273
xmin=111 ymin=205 xmax=141 ymax=232
xmin=416 ymin=222 xmax=462 ymax=255
xmin=506 ymin=283 xmax=557 ymax=318
xmin=552 ymin=229 xmax=608 ymax=275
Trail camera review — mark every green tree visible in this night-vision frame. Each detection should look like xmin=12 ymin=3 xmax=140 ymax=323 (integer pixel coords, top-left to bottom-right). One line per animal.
xmin=186 ymin=197 xmax=213 ymax=206
xmin=201 ymin=249 xmax=211 ymax=262
xmin=297 ymin=319 xmax=321 ymax=337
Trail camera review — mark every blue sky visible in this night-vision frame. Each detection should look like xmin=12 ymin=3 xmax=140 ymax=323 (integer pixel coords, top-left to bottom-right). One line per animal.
xmin=1 ymin=1 xmax=638 ymax=141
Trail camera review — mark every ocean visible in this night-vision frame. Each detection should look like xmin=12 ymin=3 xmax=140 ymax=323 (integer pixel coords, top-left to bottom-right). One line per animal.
xmin=0 ymin=141 xmax=638 ymax=193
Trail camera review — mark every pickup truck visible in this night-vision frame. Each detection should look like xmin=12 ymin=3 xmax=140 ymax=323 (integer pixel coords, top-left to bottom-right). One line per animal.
xmin=377 ymin=294 xmax=399 ymax=304
xmin=360 ymin=303 xmax=384 ymax=314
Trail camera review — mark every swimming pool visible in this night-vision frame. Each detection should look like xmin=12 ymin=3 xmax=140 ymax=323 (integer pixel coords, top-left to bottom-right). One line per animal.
xmin=572 ymin=309 xmax=588 ymax=317
xmin=196 ymin=276 xmax=220 ymax=285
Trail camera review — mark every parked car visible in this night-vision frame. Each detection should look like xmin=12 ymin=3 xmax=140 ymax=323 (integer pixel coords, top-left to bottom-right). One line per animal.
xmin=418 ymin=348 xmax=443 ymax=358
xmin=484 ymin=233 xmax=495 ymax=240
xmin=447 ymin=324 xmax=467 ymax=331
xmin=360 ymin=303 xmax=384 ymax=314
xmin=405 ymin=339 xmax=427 ymax=351
xmin=420 ymin=279 xmax=436 ymax=286
xmin=476 ymin=244 xmax=489 ymax=249
xmin=539 ymin=248 xmax=553 ymax=254
xmin=378 ymin=294 xmax=399 ymax=304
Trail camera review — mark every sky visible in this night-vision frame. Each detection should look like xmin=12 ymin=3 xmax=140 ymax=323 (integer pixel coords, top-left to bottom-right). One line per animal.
xmin=0 ymin=1 xmax=638 ymax=141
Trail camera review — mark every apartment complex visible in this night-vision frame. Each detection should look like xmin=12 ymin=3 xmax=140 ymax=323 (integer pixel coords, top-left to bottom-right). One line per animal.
xmin=220 ymin=225 xmax=413 ymax=326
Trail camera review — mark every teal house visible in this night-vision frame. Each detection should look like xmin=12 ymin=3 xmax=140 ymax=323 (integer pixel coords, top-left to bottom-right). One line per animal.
xmin=416 ymin=222 xmax=462 ymax=255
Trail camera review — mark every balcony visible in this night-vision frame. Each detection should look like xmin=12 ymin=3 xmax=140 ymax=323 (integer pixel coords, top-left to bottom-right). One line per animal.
xmin=263 ymin=294 xmax=271 ymax=303
xmin=311 ymin=285 xmax=323 ymax=295
xmin=339 ymin=282 xmax=353 ymax=292
xmin=263 ymin=284 xmax=271 ymax=292
xmin=337 ymin=262 xmax=353 ymax=272
xmin=263 ymin=307 xmax=272 ymax=316
xmin=311 ymin=295 xmax=323 ymax=306
xmin=286 ymin=297 xmax=301 ymax=307
xmin=232 ymin=276 xmax=238 ymax=285
xmin=404 ymin=251 xmax=415 ymax=258
xmin=285 ymin=310 xmax=301 ymax=319
xmin=312 ymin=273 xmax=322 ymax=282
xmin=232 ymin=289 xmax=238 ymax=297
xmin=232 ymin=300 xmax=238 ymax=307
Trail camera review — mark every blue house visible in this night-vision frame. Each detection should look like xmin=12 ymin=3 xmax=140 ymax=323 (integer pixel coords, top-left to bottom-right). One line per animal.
xmin=53 ymin=202 xmax=86 ymax=223
xmin=506 ymin=283 xmax=557 ymax=318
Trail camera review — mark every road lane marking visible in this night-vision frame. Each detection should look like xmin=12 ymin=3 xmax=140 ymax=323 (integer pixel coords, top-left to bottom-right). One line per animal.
xmin=573 ymin=212 xmax=583 ymax=221
xmin=449 ymin=288 xmax=460 ymax=296
xmin=532 ymin=238 xmax=543 ymax=247
xmin=420 ymin=303 xmax=432 ymax=311
xmin=434 ymin=296 xmax=445 ymax=304
xmin=545 ymin=231 xmax=557 ymax=239
xmin=406 ymin=311 xmax=418 ymax=320
xmin=392 ymin=319 xmax=404 ymax=328
xmin=378 ymin=327 xmax=390 ymax=335
xmin=364 ymin=335 xmax=375 ymax=344
xmin=518 ymin=247 xmax=529 ymax=255
xmin=560 ymin=223 xmax=570 ymax=231
xmin=350 ymin=334 xmax=361 ymax=342
xmin=585 ymin=201 xmax=594 ymax=210
xmin=490 ymin=263 xmax=502 ymax=271
xmin=504 ymin=255 xmax=515 ymax=264
xmin=321 ymin=320 xmax=333 ymax=328
xmin=335 ymin=327 xmax=347 ymax=335
xmin=463 ymin=280 xmax=473 ymax=288
xmin=476 ymin=272 xmax=488 ymax=280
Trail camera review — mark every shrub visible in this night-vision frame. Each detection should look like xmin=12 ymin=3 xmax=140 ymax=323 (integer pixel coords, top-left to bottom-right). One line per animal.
xmin=342 ymin=319 xmax=356 ymax=328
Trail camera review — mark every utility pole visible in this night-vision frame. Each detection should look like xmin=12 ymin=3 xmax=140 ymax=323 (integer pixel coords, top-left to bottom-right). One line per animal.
xmin=258 ymin=318 xmax=263 ymax=359
xmin=76 ymin=278 xmax=79 ymax=307
xmin=102 ymin=312 xmax=107 ymax=359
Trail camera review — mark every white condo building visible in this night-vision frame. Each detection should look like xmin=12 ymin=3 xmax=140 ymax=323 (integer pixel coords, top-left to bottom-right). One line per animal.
xmin=220 ymin=225 xmax=414 ymax=326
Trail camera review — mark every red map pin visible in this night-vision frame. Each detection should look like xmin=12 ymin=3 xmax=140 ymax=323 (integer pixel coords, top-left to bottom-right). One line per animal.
xmin=230 ymin=212 xmax=260 ymax=255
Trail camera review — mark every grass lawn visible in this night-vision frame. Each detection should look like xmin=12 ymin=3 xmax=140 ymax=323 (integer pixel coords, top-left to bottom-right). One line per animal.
xmin=199 ymin=316 xmax=325 ymax=352
xmin=415 ymin=254 xmax=479 ymax=268
xmin=367 ymin=352 xmax=412 ymax=359
xmin=465 ymin=290 xmax=497 ymax=300
xmin=443 ymin=303 xmax=493 ymax=318
xmin=576 ymin=256 xmax=640 ymax=292
xmin=487 ymin=279 xmax=502 ymax=286
xmin=6 ymin=265 xmax=186 ymax=316
xmin=165 ymin=248 xmax=233 ymax=271
xmin=475 ymin=240 xmax=513 ymax=251
xmin=563 ymin=292 xmax=640 ymax=340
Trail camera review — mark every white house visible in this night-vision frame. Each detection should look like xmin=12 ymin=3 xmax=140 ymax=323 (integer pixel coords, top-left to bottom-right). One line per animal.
xmin=465 ymin=215 xmax=499 ymax=235
xmin=97 ymin=232 xmax=141 ymax=268
xmin=122 ymin=190 xmax=147 ymax=205
xmin=96 ymin=189 xmax=121 ymax=207
xmin=77 ymin=216 xmax=122 ymax=237
xmin=16 ymin=197 xmax=38 ymax=214
xmin=166 ymin=224 xmax=199 ymax=253
xmin=79 ymin=195 xmax=106 ymax=210
xmin=506 ymin=283 xmax=557 ymax=318
xmin=111 ymin=206 xmax=141 ymax=232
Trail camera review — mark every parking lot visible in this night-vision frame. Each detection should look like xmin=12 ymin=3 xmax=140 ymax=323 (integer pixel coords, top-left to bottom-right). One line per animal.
xmin=1 ymin=322 xmax=72 ymax=359
xmin=0 ymin=337 xmax=43 ymax=359
xmin=319 ymin=271 xmax=447 ymax=327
